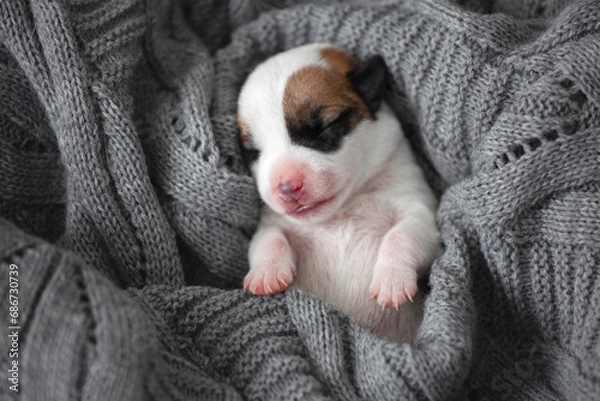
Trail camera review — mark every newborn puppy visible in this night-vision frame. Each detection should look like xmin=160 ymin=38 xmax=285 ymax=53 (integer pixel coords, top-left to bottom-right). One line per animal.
xmin=237 ymin=43 xmax=442 ymax=343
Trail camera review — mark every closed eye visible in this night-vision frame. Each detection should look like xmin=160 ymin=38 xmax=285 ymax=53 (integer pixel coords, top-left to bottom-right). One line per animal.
xmin=321 ymin=108 xmax=353 ymax=134
xmin=287 ymin=107 xmax=356 ymax=153
xmin=241 ymin=147 xmax=260 ymax=165
xmin=238 ymin=132 xmax=261 ymax=166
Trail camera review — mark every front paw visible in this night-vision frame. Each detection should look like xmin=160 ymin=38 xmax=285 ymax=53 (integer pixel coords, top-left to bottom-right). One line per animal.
xmin=369 ymin=267 xmax=417 ymax=310
xmin=245 ymin=234 xmax=296 ymax=296
xmin=243 ymin=263 xmax=296 ymax=296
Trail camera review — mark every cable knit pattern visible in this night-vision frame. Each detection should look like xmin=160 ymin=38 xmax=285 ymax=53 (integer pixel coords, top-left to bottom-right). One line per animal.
xmin=0 ymin=0 xmax=599 ymax=400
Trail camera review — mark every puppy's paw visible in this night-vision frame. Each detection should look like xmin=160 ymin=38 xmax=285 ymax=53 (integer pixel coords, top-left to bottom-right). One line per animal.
xmin=243 ymin=263 xmax=296 ymax=295
xmin=245 ymin=234 xmax=296 ymax=296
xmin=369 ymin=267 xmax=417 ymax=310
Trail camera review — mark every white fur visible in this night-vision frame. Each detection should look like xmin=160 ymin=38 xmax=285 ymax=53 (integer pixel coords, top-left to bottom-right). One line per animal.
xmin=238 ymin=43 xmax=335 ymax=217
xmin=238 ymin=44 xmax=442 ymax=343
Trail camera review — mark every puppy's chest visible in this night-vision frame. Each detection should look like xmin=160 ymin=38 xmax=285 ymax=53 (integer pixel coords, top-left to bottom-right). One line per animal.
xmin=284 ymin=196 xmax=397 ymax=285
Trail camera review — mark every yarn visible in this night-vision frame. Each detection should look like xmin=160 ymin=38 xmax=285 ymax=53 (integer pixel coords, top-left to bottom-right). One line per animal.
xmin=0 ymin=0 xmax=598 ymax=399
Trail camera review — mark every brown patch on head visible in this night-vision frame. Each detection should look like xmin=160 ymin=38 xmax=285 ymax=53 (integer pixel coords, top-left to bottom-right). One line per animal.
xmin=237 ymin=109 xmax=251 ymax=148
xmin=320 ymin=48 xmax=356 ymax=76
xmin=283 ymin=48 xmax=372 ymax=130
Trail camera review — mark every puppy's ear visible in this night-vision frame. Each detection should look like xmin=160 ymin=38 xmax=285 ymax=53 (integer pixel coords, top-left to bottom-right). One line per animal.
xmin=347 ymin=55 xmax=389 ymax=115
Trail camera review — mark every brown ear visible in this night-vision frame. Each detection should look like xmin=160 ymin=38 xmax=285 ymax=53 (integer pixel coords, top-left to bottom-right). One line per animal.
xmin=237 ymin=109 xmax=251 ymax=149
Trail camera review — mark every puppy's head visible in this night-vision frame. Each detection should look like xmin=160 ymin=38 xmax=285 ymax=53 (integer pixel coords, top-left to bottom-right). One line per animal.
xmin=238 ymin=43 xmax=400 ymax=224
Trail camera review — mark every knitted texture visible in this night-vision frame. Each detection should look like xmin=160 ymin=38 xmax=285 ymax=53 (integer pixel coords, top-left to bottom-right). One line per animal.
xmin=1 ymin=0 xmax=599 ymax=400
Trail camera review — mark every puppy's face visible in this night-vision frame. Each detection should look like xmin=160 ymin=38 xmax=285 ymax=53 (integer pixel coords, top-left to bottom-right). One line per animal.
xmin=238 ymin=44 xmax=393 ymax=224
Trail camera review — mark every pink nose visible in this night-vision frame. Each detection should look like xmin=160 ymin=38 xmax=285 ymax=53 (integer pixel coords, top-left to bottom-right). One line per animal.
xmin=278 ymin=179 xmax=304 ymax=202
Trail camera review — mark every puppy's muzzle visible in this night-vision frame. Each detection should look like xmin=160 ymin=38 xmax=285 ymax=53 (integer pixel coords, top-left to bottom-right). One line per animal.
xmin=278 ymin=180 xmax=304 ymax=203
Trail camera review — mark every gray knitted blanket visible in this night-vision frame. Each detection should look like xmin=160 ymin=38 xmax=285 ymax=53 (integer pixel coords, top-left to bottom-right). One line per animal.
xmin=1 ymin=0 xmax=599 ymax=399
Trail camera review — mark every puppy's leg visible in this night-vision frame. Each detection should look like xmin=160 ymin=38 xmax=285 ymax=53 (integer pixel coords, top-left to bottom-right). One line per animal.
xmin=370 ymin=205 xmax=441 ymax=309
xmin=244 ymin=226 xmax=297 ymax=296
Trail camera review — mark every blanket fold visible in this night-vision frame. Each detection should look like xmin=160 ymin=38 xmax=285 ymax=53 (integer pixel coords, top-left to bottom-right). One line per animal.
xmin=1 ymin=0 xmax=599 ymax=400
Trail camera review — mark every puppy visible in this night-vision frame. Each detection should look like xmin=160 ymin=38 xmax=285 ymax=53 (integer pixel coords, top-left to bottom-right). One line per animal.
xmin=237 ymin=43 xmax=442 ymax=343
